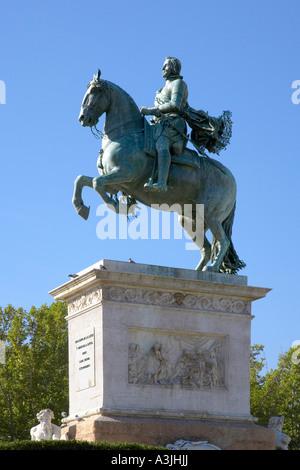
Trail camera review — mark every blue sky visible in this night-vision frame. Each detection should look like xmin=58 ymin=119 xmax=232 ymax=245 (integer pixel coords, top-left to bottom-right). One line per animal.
xmin=1 ymin=0 xmax=299 ymax=371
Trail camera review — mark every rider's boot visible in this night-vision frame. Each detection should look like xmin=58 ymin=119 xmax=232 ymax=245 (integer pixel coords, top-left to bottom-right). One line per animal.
xmin=145 ymin=149 xmax=171 ymax=192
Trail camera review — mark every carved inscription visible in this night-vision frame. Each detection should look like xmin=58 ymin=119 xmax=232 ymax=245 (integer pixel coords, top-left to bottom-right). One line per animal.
xmin=75 ymin=328 xmax=95 ymax=390
xmin=128 ymin=330 xmax=226 ymax=390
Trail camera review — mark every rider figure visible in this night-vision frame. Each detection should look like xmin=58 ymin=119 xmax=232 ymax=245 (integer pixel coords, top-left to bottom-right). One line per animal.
xmin=140 ymin=57 xmax=188 ymax=192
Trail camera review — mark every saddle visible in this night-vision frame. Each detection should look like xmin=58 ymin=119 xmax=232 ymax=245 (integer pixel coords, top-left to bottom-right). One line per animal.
xmin=143 ymin=118 xmax=200 ymax=169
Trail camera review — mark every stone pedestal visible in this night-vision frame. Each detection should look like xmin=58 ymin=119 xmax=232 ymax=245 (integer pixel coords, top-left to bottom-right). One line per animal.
xmin=49 ymin=260 xmax=275 ymax=450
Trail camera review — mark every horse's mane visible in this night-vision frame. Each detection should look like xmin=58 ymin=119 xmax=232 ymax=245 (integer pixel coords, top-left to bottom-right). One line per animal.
xmin=103 ymin=80 xmax=140 ymax=113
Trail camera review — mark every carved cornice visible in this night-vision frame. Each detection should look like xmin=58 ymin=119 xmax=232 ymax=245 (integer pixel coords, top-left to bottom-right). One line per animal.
xmin=49 ymin=263 xmax=271 ymax=304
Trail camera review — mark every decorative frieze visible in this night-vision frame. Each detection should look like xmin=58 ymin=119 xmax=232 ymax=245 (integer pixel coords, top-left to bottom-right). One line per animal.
xmin=102 ymin=286 xmax=250 ymax=315
xmin=68 ymin=289 xmax=102 ymax=314
xmin=128 ymin=329 xmax=226 ymax=391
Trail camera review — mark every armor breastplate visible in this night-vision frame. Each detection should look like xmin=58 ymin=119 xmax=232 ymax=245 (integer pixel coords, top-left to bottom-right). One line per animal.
xmin=154 ymin=78 xmax=188 ymax=112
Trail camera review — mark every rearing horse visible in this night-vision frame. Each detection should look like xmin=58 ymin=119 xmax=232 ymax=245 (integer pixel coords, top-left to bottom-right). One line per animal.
xmin=73 ymin=70 xmax=245 ymax=274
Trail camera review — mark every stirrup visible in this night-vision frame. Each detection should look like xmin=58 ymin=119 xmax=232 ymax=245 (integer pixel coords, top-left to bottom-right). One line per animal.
xmin=144 ymin=178 xmax=154 ymax=191
xmin=146 ymin=182 xmax=168 ymax=192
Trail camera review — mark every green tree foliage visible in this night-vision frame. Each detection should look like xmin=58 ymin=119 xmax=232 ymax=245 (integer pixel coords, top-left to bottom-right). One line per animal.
xmin=250 ymin=344 xmax=300 ymax=450
xmin=0 ymin=302 xmax=68 ymax=441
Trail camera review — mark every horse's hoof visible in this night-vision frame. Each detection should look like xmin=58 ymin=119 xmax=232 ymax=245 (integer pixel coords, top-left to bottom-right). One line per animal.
xmin=195 ymin=263 xmax=204 ymax=271
xmin=77 ymin=204 xmax=90 ymax=220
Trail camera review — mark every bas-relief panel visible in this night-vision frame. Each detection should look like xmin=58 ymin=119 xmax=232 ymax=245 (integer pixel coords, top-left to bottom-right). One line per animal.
xmin=128 ymin=329 xmax=227 ymax=391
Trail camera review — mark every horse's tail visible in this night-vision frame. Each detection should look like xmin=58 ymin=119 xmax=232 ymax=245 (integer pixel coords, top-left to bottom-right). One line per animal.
xmin=211 ymin=202 xmax=246 ymax=275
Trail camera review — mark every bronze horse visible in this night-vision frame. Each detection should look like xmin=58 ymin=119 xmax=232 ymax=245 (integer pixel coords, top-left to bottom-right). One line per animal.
xmin=73 ymin=70 xmax=245 ymax=274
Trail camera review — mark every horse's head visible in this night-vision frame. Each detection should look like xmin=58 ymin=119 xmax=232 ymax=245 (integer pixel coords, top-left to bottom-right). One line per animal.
xmin=78 ymin=69 xmax=110 ymax=127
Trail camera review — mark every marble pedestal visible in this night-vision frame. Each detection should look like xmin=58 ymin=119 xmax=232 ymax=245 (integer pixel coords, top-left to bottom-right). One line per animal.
xmin=49 ymin=260 xmax=275 ymax=450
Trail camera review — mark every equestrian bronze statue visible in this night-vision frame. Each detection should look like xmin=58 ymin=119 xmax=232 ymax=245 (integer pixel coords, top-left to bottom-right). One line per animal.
xmin=73 ymin=58 xmax=245 ymax=274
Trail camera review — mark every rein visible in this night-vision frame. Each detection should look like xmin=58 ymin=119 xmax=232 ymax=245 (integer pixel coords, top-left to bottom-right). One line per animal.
xmin=91 ymin=125 xmax=103 ymax=139
xmin=92 ymin=116 xmax=144 ymax=141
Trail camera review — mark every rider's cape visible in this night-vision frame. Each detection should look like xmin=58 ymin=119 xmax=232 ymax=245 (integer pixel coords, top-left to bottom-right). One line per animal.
xmin=180 ymin=106 xmax=232 ymax=155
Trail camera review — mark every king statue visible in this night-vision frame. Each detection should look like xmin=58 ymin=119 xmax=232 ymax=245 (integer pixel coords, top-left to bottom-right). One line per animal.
xmin=140 ymin=57 xmax=188 ymax=192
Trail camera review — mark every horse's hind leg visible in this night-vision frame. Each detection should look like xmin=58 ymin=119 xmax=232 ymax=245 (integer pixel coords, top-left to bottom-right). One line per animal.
xmin=205 ymin=219 xmax=230 ymax=273
xmin=196 ymin=235 xmax=211 ymax=271
xmin=178 ymin=212 xmax=210 ymax=271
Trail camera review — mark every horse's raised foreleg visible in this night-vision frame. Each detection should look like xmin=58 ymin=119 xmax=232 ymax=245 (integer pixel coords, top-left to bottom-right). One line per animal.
xmin=72 ymin=175 xmax=94 ymax=220
xmin=92 ymin=169 xmax=134 ymax=214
